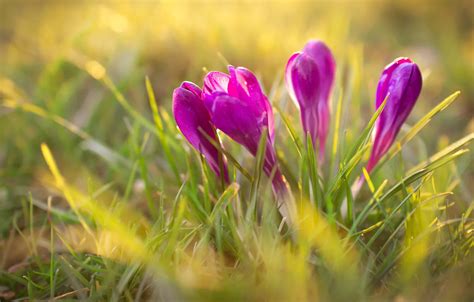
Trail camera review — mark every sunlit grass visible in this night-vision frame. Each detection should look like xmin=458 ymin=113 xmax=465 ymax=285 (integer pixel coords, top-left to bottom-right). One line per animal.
xmin=0 ymin=1 xmax=473 ymax=301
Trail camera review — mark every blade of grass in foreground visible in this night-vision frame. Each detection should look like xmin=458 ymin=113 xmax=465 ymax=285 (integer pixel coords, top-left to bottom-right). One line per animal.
xmin=373 ymin=191 xmax=453 ymax=261
xmin=329 ymin=87 xmax=344 ymax=182
xmin=247 ymin=129 xmax=269 ymax=222
xmin=343 ymin=96 xmax=387 ymax=164
xmin=342 ymin=173 xmax=354 ymax=225
xmin=275 ymin=104 xmax=303 ymax=157
xmin=305 ymin=136 xmax=327 ymax=217
xmin=209 ymin=184 xmax=240 ymax=253
xmin=350 ymin=135 xmax=471 ymax=234
xmin=348 ymin=179 xmax=390 ymax=236
xmin=327 ymin=97 xmax=387 ymax=202
xmin=145 ymin=76 xmax=180 ymax=181
xmin=408 ymin=132 xmax=473 ymax=173
xmin=373 ymin=217 xmax=466 ymax=282
xmin=199 ymin=128 xmax=253 ymax=181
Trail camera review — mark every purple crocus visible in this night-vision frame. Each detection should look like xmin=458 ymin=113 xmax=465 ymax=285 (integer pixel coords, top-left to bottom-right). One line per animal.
xmin=202 ymin=66 xmax=287 ymax=196
xmin=285 ymin=40 xmax=336 ymax=162
xmin=366 ymin=57 xmax=422 ymax=172
xmin=172 ymin=81 xmax=229 ymax=182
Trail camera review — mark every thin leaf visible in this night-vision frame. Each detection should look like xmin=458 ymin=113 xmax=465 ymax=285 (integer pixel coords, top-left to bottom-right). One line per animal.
xmin=373 ymin=91 xmax=461 ymax=173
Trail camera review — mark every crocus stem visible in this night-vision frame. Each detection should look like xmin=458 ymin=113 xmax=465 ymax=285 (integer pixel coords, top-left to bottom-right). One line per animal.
xmin=263 ymin=151 xmax=295 ymax=224
xmin=301 ymin=108 xmax=325 ymax=163
xmin=271 ymin=169 xmax=296 ymax=226
xmin=351 ymin=175 xmax=365 ymax=198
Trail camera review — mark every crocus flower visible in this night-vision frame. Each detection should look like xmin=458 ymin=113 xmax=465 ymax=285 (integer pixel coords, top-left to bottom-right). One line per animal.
xmin=173 ymin=81 xmax=228 ymax=182
xmin=203 ymin=66 xmax=287 ymax=196
xmin=366 ymin=57 xmax=422 ymax=172
xmin=285 ymin=40 xmax=336 ymax=162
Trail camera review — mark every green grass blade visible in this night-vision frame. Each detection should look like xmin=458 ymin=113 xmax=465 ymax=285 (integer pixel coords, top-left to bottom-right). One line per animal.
xmin=247 ymin=129 xmax=269 ymax=222
xmin=275 ymin=104 xmax=303 ymax=157
xmin=329 ymin=86 xmax=344 ymax=181
xmin=199 ymin=128 xmax=253 ymax=181
xmin=372 ymin=91 xmax=461 ymax=173
xmin=145 ymin=76 xmax=180 ymax=180
xmin=343 ymin=96 xmax=387 ymax=163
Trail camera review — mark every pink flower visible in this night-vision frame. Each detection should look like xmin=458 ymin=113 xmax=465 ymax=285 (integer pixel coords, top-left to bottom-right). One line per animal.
xmin=285 ymin=40 xmax=336 ymax=162
xmin=366 ymin=57 xmax=423 ymax=172
xmin=203 ymin=66 xmax=287 ymax=196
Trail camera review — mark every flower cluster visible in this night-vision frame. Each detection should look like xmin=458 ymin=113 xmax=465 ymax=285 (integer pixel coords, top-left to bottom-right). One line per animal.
xmin=173 ymin=66 xmax=287 ymax=196
xmin=172 ymin=39 xmax=422 ymax=201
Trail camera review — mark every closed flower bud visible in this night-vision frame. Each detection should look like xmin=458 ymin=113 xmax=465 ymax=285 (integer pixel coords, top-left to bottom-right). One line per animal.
xmin=367 ymin=57 xmax=423 ymax=172
xmin=285 ymin=40 xmax=336 ymax=162
xmin=203 ymin=66 xmax=287 ymax=196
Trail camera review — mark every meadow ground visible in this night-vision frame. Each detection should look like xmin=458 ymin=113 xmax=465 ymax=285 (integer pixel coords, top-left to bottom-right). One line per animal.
xmin=0 ymin=1 xmax=473 ymax=301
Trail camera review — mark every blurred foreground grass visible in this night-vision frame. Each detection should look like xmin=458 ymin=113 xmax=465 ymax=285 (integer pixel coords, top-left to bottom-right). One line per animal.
xmin=0 ymin=0 xmax=473 ymax=301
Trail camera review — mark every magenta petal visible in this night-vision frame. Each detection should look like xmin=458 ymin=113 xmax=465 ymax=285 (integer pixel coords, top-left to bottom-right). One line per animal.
xmin=227 ymin=65 xmax=274 ymax=143
xmin=302 ymin=40 xmax=336 ymax=101
xmin=173 ymin=83 xmax=228 ymax=181
xmin=203 ymin=67 xmax=272 ymax=135
xmin=206 ymin=93 xmax=262 ymax=155
xmin=230 ymin=66 xmax=265 ymax=105
xmin=375 ymin=57 xmax=413 ymax=109
xmin=316 ymin=103 xmax=330 ymax=160
xmin=180 ymin=81 xmax=202 ymax=98
xmin=203 ymin=71 xmax=230 ymax=96
xmin=367 ymin=58 xmax=422 ymax=172
xmin=290 ymin=53 xmax=321 ymax=107
xmin=285 ymin=52 xmax=302 ymax=104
